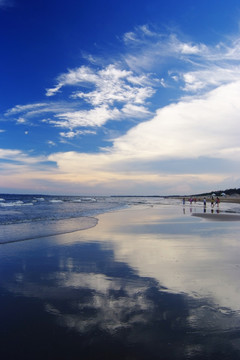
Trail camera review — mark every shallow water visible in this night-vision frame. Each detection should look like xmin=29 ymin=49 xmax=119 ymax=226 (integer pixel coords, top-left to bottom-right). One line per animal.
xmin=1 ymin=200 xmax=240 ymax=359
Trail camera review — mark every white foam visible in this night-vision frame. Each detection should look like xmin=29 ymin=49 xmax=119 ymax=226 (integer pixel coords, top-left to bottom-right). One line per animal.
xmin=0 ymin=201 xmax=33 ymax=207
xmin=81 ymin=198 xmax=96 ymax=202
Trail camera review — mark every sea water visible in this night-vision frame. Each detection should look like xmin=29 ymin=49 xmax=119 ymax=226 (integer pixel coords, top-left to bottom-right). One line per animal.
xmin=0 ymin=194 xmax=166 ymax=244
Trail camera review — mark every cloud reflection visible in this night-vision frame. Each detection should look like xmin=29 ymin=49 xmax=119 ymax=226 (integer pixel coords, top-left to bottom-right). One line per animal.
xmin=2 ymin=204 xmax=240 ymax=358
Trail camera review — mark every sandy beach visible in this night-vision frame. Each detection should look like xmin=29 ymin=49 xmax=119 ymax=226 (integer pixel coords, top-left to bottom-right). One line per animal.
xmin=192 ymin=213 xmax=240 ymax=221
xmin=1 ymin=199 xmax=240 ymax=359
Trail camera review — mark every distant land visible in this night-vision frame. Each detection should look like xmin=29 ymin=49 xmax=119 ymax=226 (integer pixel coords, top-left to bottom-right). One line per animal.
xmin=191 ymin=188 xmax=240 ymax=197
xmin=169 ymin=188 xmax=240 ymax=198
xmin=110 ymin=188 xmax=240 ymax=198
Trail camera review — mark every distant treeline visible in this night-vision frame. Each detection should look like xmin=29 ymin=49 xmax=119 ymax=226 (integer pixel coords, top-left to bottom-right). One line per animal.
xmin=194 ymin=188 xmax=240 ymax=197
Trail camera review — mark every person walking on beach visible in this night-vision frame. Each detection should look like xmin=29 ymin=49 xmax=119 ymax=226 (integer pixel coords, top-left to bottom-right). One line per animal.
xmin=182 ymin=197 xmax=185 ymax=205
xmin=211 ymin=196 xmax=215 ymax=207
xmin=216 ymin=197 xmax=220 ymax=207
xmin=203 ymin=197 xmax=206 ymax=207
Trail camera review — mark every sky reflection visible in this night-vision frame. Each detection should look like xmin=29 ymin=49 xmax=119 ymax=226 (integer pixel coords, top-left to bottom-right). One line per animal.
xmin=1 ymin=204 xmax=240 ymax=359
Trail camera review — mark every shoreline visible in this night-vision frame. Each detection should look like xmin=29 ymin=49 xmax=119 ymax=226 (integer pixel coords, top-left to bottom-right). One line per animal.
xmin=0 ymin=216 xmax=98 ymax=245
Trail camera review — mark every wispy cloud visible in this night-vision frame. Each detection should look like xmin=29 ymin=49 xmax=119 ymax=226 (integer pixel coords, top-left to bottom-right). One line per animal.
xmin=5 ymin=102 xmax=79 ymax=119
xmin=5 ymin=63 xmax=157 ymax=138
xmin=45 ymin=64 xmax=156 ymax=130
xmin=59 ymin=130 xmax=96 ymax=138
xmin=0 ymin=148 xmax=47 ymax=165
xmin=122 ymin=25 xmax=240 ymax=94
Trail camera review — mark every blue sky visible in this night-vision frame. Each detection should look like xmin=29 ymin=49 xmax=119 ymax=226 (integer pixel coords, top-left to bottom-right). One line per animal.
xmin=1 ymin=0 xmax=240 ymax=195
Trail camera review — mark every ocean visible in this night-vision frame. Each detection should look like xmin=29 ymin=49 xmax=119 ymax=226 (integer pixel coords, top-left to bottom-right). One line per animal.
xmin=0 ymin=194 xmax=164 ymax=244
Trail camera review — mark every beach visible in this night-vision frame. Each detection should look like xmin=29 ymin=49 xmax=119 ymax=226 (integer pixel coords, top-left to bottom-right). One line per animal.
xmin=1 ymin=197 xmax=240 ymax=359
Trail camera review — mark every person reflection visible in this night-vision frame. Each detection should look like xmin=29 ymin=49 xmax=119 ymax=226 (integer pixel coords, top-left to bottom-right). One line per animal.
xmin=203 ymin=197 xmax=207 ymax=208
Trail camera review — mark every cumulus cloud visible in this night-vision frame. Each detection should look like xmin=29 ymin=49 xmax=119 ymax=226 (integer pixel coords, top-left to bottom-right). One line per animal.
xmin=112 ymin=81 xmax=240 ymax=161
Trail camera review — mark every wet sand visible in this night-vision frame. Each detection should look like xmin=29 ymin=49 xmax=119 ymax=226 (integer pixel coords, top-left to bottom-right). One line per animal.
xmin=1 ymin=202 xmax=240 ymax=359
xmin=192 ymin=213 xmax=240 ymax=221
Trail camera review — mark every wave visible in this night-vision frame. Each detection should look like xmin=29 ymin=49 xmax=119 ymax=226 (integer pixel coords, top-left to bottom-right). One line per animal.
xmin=0 ymin=201 xmax=33 ymax=207
xmin=81 ymin=197 xmax=96 ymax=202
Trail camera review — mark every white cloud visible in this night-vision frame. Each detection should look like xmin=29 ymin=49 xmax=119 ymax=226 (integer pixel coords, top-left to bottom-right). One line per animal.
xmin=121 ymin=103 xmax=151 ymax=118
xmin=5 ymin=103 xmax=49 ymax=116
xmin=46 ymin=64 xmax=156 ymax=108
xmin=0 ymin=149 xmax=22 ymax=159
xmin=47 ymin=140 xmax=56 ymax=146
xmin=123 ymin=30 xmax=209 ymax=72
xmin=17 ymin=117 xmax=26 ymax=124
xmin=122 ymin=26 xmax=240 ymax=95
xmin=5 ymin=102 xmax=80 ymax=120
xmin=46 ymin=66 xmax=98 ymax=97
xmin=52 ymin=105 xmax=121 ymax=129
xmin=0 ymin=148 xmax=49 ymax=166
xmin=6 ymin=63 xmax=156 ymax=135
xmin=44 ymin=64 xmax=157 ymax=130
xmin=112 ymin=81 xmax=240 ymax=161
xmin=60 ymin=130 xmax=96 ymax=138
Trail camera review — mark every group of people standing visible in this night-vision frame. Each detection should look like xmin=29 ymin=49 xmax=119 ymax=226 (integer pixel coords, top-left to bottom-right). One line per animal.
xmin=182 ymin=196 xmax=220 ymax=207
